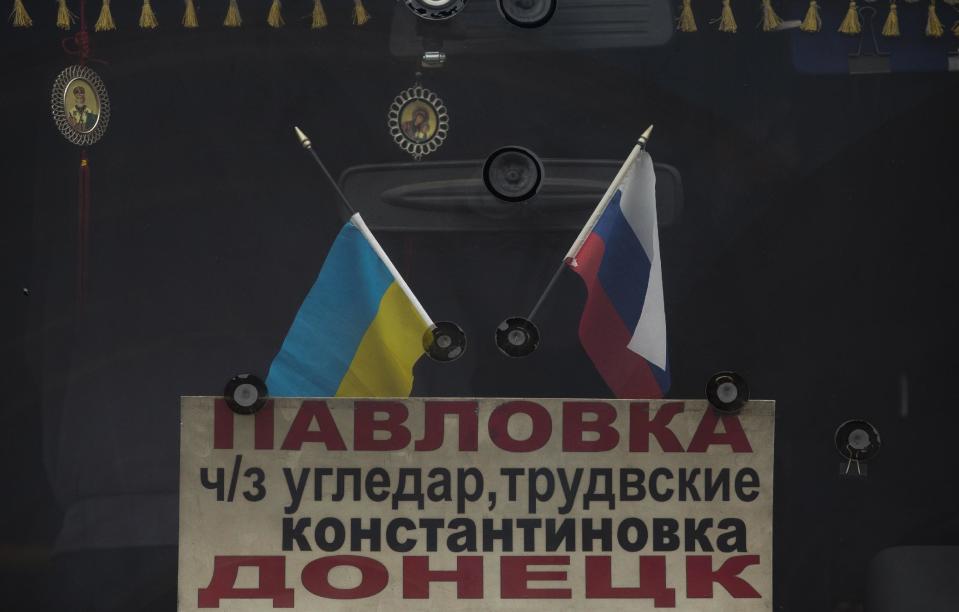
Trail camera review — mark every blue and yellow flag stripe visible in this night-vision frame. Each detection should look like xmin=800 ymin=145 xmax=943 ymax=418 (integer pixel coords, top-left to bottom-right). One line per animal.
xmin=266 ymin=215 xmax=431 ymax=398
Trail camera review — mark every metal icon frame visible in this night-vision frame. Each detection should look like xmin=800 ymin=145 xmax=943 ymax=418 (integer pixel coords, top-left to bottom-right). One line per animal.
xmin=51 ymin=64 xmax=111 ymax=147
xmin=387 ymin=85 xmax=449 ymax=160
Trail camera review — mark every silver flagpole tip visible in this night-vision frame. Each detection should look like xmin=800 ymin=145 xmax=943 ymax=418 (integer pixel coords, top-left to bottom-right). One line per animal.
xmin=293 ymin=126 xmax=312 ymax=149
xmin=638 ymin=125 xmax=654 ymax=148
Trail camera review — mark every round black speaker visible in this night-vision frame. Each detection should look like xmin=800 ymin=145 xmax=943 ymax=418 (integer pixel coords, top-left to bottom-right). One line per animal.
xmin=497 ymin=0 xmax=556 ymax=28
xmin=705 ymin=371 xmax=749 ymax=414
xmin=224 ymin=373 xmax=268 ymax=415
xmin=495 ymin=317 xmax=540 ymax=358
xmin=483 ymin=146 xmax=544 ymax=203
xmin=404 ymin=0 xmax=468 ymax=20
xmin=835 ymin=420 xmax=881 ymax=461
xmin=423 ymin=321 xmax=467 ymax=362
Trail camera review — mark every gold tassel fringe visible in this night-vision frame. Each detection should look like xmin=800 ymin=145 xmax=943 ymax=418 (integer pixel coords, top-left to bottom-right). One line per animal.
xmin=95 ymin=0 xmax=116 ymax=31
xmin=183 ymin=0 xmax=199 ymax=28
xmin=953 ymin=20 xmax=959 ymax=37
xmin=312 ymin=0 xmax=328 ymax=28
xmin=677 ymin=0 xmax=697 ymax=32
xmin=881 ymin=1 xmax=900 ymax=36
xmin=717 ymin=0 xmax=737 ymax=32
xmin=760 ymin=0 xmax=782 ymax=31
xmin=139 ymin=0 xmax=159 ymax=29
xmin=838 ymin=1 xmax=861 ymax=35
xmin=799 ymin=0 xmax=821 ymax=32
xmin=267 ymin=0 xmax=284 ymax=27
xmin=57 ymin=0 xmax=77 ymax=30
xmin=11 ymin=0 xmax=33 ymax=27
xmin=224 ymin=0 xmax=242 ymax=27
xmin=926 ymin=0 xmax=944 ymax=37
xmin=353 ymin=0 xmax=370 ymax=25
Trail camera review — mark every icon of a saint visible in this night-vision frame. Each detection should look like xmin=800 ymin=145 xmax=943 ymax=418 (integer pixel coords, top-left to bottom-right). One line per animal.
xmin=400 ymin=102 xmax=437 ymax=144
xmin=67 ymin=84 xmax=99 ymax=133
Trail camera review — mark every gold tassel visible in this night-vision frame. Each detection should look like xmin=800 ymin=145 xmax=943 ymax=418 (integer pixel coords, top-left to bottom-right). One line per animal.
xmin=11 ymin=0 xmax=33 ymax=27
xmin=953 ymin=20 xmax=959 ymax=37
xmin=353 ymin=0 xmax=370 ymax=25
xmin=881 ymin=1 xmax=899 ymax=36
xmin=838 ymin=1 xmax=861 ymax=35
xmin=267 ymin=0 xmax=284 ymax=27
xmin=311 ymin=0 xmax=327 ymax=28
xmin=139 ymin=0 xmax=159 ymax=29
xmin=95 ymin=0 xmax=116 ymax=31
xmin=677 ymin=0 xmax=697 ymax=32
xmin=799 ymin=0 xmax=821 ymax=32
xmin=717 ymin=0 xmax=737 ymax=32
xmin=925 ymin=0 xmax=944 ymax=37
xmin=224 ymin=0 xmax=242 ymax=27
xmin=57 ymin=0 xmax=77 ymax=30
xmin=760 ymin=0 xmax=782 ymax=31
xmin=183 ymin=0 xmax=199 ymax=28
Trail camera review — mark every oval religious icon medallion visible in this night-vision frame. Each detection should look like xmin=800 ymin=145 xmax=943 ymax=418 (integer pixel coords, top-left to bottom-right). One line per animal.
xmin=387 ymin=85 xmax=449 ymax=160
xmin=51 ymin=65 xmax=111 ymax=146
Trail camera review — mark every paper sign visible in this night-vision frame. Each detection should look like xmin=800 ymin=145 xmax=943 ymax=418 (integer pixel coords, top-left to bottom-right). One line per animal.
xmin=179 ymin=398 xmax=774 ymax=610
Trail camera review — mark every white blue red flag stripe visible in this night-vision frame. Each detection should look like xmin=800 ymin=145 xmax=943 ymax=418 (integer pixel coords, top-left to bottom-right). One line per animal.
xmin=566 ymin=149 xmax=670 ymax=398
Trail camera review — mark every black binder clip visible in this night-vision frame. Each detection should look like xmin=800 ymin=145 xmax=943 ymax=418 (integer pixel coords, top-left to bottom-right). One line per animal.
xmin=848 ymin=6 xmax=891 ymax=75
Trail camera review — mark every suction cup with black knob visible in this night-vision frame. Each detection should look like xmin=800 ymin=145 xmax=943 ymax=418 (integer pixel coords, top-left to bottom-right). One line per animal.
xmin=404 ymin=0 xmax=468 ymax=20
xmin=835 ymin=420 xmax=881 ymax=462
xmin=495 ymin=317 xmax=540 ymax=358
xmin=483 ymin=146 xmax=544 ymax=203
xmin=423 ymin=321 xmax=467 ymax=362
xmin=224 ymin=373 xmax=268 ymax=415
xmin=706 ymin=371 xmax=749 ymax=414
xmin=497 ymin=0 xmax=556 ymax=28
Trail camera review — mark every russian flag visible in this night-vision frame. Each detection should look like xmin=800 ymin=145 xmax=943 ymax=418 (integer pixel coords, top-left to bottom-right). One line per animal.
xmin=565 ymin=150 xmax=670 ymax=398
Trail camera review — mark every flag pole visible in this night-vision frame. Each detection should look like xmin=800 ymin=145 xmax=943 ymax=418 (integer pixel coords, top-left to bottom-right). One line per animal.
xmin=293 ymin=126 xmax=433 ymax=327
xmin=294 ymin=126 xmax=358 ymax=217
xmin=351 ymin=213 xmax=434 ymax=327
xmin=526 ymin=125 xmax=654 ymax=322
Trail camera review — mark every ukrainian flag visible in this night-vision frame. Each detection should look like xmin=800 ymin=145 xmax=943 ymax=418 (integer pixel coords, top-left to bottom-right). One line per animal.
xmin=266 ymin=213 xmax=433 ymax=397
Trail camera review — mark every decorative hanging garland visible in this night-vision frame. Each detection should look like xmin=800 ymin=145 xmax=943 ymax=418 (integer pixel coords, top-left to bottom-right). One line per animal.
xmin=882 ymin=0 xmax=901 ymax=37
xmin=799 ymin=0 xmax=822 ymax=32
xmin=353 ymin=0 xmax=371 ymax=25
xmin=714 ymin=0 xmax=737 ymax=33
xmin=183 ymin=0 xmax=199 ymax=28
xmin=223 ymin=0 xmax=242 ymax=27
xmin=6 ymin=1 xmax=368 ymax=29
xmin=95 ymin=0 xmax=114 ymax=31
xmin=57 ymin=0 xmax=77 ymax=30
xmin=267 ymin=0 xmax=284 ymax=28
xmin=838 ymin=0 xmax=861 ymax=35
xmin=6 ymin=0 xmax=959 ymax=35
xmin=676 ymin=0 xmax=697 ymax=32
xmin=925 ymin=0 xmax=944 ymax=37
xmin=10 ymin=0 xmax=31 ymax=27
xmin=312 ymin=0 xmax=328 ymax=28
xmin=759 ymin=0 xmax=782 ymax=31
xmin=139 ymin=0 xmax=159 ymax=29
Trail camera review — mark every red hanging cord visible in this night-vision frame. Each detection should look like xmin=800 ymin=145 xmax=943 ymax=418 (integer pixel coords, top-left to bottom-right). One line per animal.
xmin=64 ymin=0 xmax=92 ymax=303
xmin=61 ymin=0 xmax=91 ymax=66
xmin=78 ymin=149 xmax=91 ymax=300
